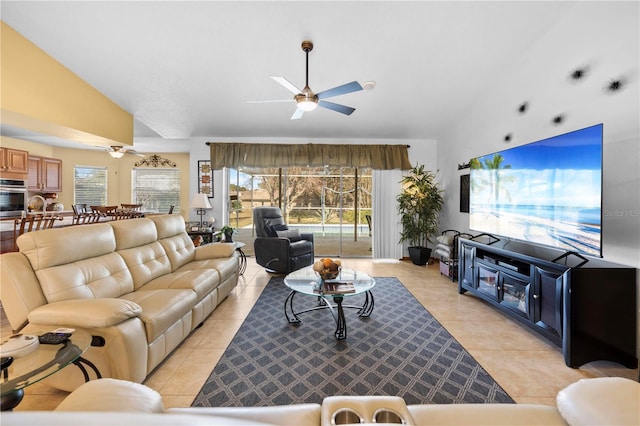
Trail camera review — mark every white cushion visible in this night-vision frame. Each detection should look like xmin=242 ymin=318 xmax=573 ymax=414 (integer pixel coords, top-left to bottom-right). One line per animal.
xmin=436 ymin=234 xmax=455 ymax=245
xmin=408 ymin=404 xmax=566 ymax=425
xmin=55 ymin=378 xmax=164 ymax=413
xmin=556 ymin=377 xmax=640 ymax=425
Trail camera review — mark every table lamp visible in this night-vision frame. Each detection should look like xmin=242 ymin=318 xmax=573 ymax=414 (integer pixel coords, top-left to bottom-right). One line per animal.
xmin=190 ymin=193 xmax=212 ymax=230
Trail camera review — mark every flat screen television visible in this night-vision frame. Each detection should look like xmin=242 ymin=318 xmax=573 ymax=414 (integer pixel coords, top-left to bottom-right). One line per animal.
xmin=469 ymin=123 xmax=603 ymax=257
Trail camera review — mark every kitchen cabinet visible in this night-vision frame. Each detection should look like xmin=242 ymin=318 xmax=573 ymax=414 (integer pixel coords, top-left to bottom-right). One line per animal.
xmin=0 ymin=147 xmax=29 ymax=177
xmin=28 ymin=156 xmax=62 ymax=192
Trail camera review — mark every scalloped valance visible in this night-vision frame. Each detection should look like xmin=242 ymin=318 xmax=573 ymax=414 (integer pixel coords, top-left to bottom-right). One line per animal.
xmin=207 ymin=143 xmax=411 ymax=170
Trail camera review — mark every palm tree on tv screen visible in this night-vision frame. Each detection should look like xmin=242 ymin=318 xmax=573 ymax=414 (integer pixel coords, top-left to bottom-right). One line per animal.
xmin=470 ymin=154 xmax=515 ymax=205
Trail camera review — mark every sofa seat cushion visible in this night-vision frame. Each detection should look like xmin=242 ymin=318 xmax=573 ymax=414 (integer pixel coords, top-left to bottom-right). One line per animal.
xmin=290 ymin=240 xmax=313 ymax=257
xmin=138 ymin=269 xmax=220 ymax=301
xmin=178 ymin=257 xmax=238 ymax=284
xmin=120 ymin=289 xmax=196 ymax=342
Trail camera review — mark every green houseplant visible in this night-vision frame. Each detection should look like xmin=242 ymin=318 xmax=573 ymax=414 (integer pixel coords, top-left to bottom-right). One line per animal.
xmin=396 ymin=164 xmax=444 ymax=265
xmin=220 ymin=225 xmax=235 ymax=243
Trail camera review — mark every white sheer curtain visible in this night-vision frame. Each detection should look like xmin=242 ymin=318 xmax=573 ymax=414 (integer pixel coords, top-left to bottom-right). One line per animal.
xmin=372 ymin=169 xmax=403 ymax=259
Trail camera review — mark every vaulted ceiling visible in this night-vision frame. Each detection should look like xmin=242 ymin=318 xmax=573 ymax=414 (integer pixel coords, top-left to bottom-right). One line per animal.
xmin=0 ymin=1 xmax=614 ymax=153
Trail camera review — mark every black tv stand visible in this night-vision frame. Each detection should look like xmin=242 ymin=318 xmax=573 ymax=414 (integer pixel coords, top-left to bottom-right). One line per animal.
xmin=458 ymin=238 xmax=638 ymax=369
xmin=551 ymin=250 xmax=589 ymax=268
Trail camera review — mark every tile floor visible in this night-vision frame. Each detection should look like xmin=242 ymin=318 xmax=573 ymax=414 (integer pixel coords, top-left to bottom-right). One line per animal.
xmin=11 ymin=257 xmax=638 ymax=411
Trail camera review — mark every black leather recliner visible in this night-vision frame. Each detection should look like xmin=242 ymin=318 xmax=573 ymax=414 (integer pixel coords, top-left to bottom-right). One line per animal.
xmin=253 ymin=206 xmax=315 ymax=274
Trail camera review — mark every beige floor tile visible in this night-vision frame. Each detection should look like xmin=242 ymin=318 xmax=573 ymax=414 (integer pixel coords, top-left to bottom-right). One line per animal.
xmin=13 ymin=393 xmax=66 ymax=411
xmin=158 ymin=348 xmax=224 ymax=395
xmin=162 ymin=395 xmax=197 ymax=410
xmin=144 ymin=346 xmax=195 ymax=389
xmin=440 ymin=318 xmax=557 ymax=351
xmin=470 ymin=349 xmax=591 ymax=401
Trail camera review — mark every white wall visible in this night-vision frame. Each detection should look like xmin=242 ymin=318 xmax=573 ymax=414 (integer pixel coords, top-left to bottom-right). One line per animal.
xmin=437 ymin=1 xmax=639 ymax=269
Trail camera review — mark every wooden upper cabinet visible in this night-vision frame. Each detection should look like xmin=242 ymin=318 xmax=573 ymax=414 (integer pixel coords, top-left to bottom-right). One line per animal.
xmin=0 ymin=147 xmax=29 ymax=175
xmin=28 ymin=155 xmax=62 ymax=192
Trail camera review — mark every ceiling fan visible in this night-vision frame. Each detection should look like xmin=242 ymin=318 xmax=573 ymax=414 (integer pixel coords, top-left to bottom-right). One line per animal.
xmin=249 ymin=40 xmax=363 ymax=120
xmin=106 ymin=146 xmax=144 ymax=158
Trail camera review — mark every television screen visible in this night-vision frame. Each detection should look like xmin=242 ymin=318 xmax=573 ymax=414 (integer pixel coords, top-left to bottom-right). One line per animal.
xmin=469 ymin=124 xmax=603 ymax=257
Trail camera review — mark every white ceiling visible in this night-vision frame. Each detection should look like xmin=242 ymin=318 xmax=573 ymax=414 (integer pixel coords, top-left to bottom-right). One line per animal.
xmin=0 ymin=1 xmax=595 ymax=153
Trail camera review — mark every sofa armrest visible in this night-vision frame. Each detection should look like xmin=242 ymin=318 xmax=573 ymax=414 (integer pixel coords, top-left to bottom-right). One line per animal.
xmin=194 ymin=242 xmax=236 ymax=260
xmin=55 ymin=378 xmax=164 ymax=413
xmin=28 ymin=298 xmax=142 ymax=328
xmin=556 ymin=377 xmax=640 ymax=426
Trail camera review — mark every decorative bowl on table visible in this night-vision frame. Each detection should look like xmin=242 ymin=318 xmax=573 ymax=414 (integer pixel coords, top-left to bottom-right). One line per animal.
xmin=313 ymin=258 xmax=342 ymax=281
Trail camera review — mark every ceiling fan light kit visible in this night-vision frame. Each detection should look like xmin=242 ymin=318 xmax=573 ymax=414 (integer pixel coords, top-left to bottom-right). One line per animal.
xmin=254 ymin=40 xmax=363 ymax=120
xmin=294 ymin=86 xmax=319 ymax=111
xmin=107 ymin=146 xmax=142 ymax=158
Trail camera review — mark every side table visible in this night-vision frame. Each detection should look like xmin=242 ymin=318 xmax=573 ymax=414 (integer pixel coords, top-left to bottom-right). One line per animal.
xmin=187 ymin=229 xmax=216 ymax=245
xmin=1 ymin=328 xmax=101 ymax=411
xmin=233 ymin=241 xmax=247 ymax=275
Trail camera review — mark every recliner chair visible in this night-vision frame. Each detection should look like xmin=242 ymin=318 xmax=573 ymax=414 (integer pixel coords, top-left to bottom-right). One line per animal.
xmin=253 ymin=206 xmax=315 ymax=274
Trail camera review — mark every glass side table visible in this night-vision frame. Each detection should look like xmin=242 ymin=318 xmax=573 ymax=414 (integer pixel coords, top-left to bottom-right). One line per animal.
xmin=1 ymin=328 xmax=100 ymax=411
xmin=283 ymin=266 xmax=375 ymax=340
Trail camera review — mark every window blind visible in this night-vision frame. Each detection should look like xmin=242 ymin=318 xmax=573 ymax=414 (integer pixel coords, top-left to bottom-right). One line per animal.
xmin=132 ymin=168 xmax=180 ymax=213
xmin=74 ymin=166 xmax=107 ymax=205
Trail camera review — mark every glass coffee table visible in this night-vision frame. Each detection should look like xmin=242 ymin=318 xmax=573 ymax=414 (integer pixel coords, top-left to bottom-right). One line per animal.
xmin=283 ymin=266 xmax=375 ymax=340
xmin=1 ymin=328 xmax=100 ymax=411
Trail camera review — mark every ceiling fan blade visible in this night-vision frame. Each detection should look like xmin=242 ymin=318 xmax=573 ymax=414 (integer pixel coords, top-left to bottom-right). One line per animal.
xmin=318 ymin=100 xmax=356 ymax=115
xmin=290 ymin=108 xmax=304 ymax=120
xmin=316 ymin=81 xmax=363 ymax=100
xmin=247 ymin=99 xmax=294 ymax=104
xmin=270 ymin=76 xmax=302 ymax=95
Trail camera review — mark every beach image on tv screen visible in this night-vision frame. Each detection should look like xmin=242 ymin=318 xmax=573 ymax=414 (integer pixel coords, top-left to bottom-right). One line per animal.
xmin=470 ymin=124 xmax=602 ymax=256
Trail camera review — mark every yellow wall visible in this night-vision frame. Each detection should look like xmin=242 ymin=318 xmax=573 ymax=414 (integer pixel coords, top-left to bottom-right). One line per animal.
xmin=0 ymin=137 xmax=190 ymax=219
xmin=0 ymin=21 xmax=133 ymax=147
xmin=0 ymin=136 xmax=54 ymax=157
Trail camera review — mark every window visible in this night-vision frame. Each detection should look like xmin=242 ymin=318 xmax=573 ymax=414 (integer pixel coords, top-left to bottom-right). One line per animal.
xmin=74 ymin=166 xmax=107 ymax=205
xmin=132 ymin=168 xmax=180 ymax=213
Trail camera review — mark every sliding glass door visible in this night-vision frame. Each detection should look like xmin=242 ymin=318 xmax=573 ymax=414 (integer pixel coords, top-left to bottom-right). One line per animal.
xmin=228 ymin=166 xmax=372 ymax=257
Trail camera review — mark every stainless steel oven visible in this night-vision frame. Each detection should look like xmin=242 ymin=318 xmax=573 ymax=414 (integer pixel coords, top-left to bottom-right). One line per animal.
xmin=0 ymin=178 xmax=27 ymax=218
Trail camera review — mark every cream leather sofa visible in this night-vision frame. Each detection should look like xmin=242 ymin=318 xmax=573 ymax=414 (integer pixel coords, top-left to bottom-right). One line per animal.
xmin=0 ymin=214 xmax=239 ymax=391
xmin=2 ymin=377 xmax=638 ymax=425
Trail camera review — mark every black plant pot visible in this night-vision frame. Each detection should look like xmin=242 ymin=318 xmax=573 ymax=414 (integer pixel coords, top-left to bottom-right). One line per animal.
xmin=408 ymin=246 xmax=431 ymax=266
xmin=223 ymin=231 xmax=233 ymax=243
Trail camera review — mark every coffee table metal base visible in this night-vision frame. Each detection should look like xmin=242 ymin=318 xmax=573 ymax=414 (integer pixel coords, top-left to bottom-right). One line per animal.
xmin=284 ymin=290 xmax=374 ymax=340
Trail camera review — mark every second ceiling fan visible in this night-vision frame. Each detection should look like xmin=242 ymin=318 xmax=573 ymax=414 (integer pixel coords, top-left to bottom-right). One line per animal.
xmin=252 ymin=40 xmax=363 ymax=120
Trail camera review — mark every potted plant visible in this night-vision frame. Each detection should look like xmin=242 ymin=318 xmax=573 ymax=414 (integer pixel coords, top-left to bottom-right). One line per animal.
xmin=220 ymin=225 xmax=235 ymax=243
xmin=396 ymin=164 xmax=444 ymax=265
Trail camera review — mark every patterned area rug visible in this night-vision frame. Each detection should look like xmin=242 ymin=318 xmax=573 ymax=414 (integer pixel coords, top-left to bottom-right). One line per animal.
xmin=192 ymin=277 xmax=513 ymax=407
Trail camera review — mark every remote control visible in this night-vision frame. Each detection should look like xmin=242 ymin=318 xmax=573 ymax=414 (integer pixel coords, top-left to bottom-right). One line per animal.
xmin=38 ymin=332 xmax=71 ymax=345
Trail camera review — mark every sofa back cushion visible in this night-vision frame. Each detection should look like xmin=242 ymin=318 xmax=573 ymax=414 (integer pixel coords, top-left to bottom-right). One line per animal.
xmin=18 ymin=223 xmax=116 ymax=270
xmin=17 ymin=221 xmax=136 ymax=303
xmin=117 ymin=242 xmax=172 ymax=290
xmin=110 ymin=218 xmax=158 ymax=250
xmin=149 ymin=215 xmax=196 ymax=270
xmin=36 ymin=253 xmax=134 ymax=303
